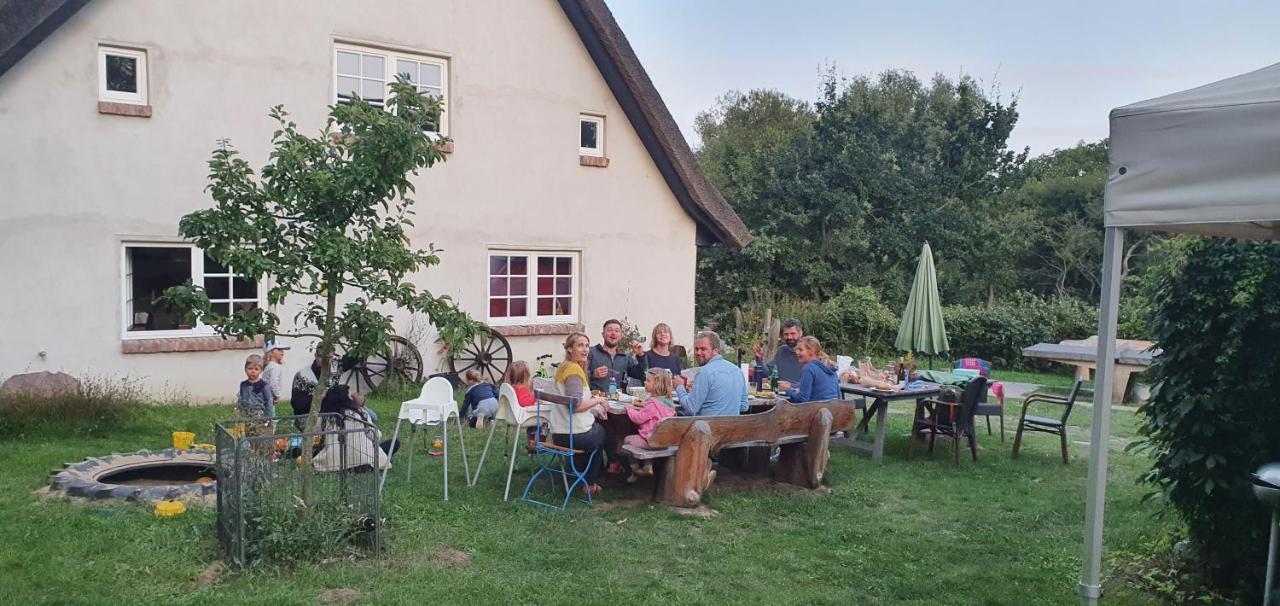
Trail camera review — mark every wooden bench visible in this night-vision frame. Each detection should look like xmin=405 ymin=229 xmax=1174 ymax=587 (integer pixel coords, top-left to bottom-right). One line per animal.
xmin=620 ymin=399 xmax=857 ymax=508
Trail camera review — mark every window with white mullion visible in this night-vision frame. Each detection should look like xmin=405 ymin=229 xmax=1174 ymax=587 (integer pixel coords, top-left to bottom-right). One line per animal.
xmin=335 ymin=49 xmax=386 ymax=107
xmin=122 ymin=244 xmax=260 ymax=338
xmin=487 ymin=251 xmax=577 ymax=324
xmin=335 ymin=44 xmax=449 ymax=135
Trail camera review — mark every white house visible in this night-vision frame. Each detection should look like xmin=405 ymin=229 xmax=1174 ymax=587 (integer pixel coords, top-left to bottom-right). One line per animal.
xmin=0 ymin=0 xmax=750 ymax=401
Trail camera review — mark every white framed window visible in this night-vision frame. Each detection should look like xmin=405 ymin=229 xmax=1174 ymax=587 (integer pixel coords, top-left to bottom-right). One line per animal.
xmin=121 ymin=243 xmax=260 ymax=338
xmin=98 ymin=45 xmax=147 ymax=105
xmin=579 ymin=114 xmax=604 ymax=156
xmin=487 ymin=251 xmax=579 ymax=325
xmin=334 ymin=43 xmax=449 ymax=135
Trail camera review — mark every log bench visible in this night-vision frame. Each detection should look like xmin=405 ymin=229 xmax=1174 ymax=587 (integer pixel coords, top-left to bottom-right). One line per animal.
xmin=620 ymin=399 xmax=857 ymax=508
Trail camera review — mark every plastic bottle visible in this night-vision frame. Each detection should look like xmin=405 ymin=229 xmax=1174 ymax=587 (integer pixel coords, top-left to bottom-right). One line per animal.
xmin=608 ymin=376 xmax=618 ymax=399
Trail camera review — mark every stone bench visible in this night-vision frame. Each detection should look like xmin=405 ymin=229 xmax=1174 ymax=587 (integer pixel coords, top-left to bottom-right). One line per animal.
xmin=620 ymin=399 xmax=857 ymax=508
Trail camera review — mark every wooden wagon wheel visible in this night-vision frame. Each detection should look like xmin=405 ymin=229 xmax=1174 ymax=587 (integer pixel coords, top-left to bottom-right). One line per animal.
xmin=449 ymin=328 xmax=513 ymax=384
xmin=337 ymin=335 xmax=424 ymax=394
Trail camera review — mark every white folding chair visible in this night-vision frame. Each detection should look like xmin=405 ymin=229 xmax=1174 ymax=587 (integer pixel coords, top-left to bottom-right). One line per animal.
xmin=380 ymin=376 xmax=469 ymax=500
xmin=468 ymin=383 xmax=552 ymax=500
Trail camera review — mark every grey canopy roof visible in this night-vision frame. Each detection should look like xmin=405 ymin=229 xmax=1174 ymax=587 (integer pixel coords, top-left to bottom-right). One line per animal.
xmin=1105 ymin=61 xmax=1280 ymax=240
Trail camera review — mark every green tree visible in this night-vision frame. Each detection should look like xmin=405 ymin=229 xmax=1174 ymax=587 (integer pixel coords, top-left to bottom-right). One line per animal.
xmin=693 ymin=89 xmax=819 ymax=323
xmin=694 ymin=71 xmax=1024 ymax=328
xmin=165 ymin=78 xmax=480 ymax=456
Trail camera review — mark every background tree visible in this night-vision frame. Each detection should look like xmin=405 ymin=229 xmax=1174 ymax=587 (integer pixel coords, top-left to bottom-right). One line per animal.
xmin=166 ymin=77 xmax=481 ymax=442
xmin=695 ymin=70 xmax=1024 ymax=329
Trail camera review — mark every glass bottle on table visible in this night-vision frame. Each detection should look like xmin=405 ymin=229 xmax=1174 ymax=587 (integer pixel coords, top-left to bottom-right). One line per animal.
xmin=769 ymin=366 xmax=779 ymax=392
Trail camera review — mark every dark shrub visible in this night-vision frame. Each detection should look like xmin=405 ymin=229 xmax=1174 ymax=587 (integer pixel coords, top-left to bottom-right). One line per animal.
xmin=1135 ymin=238 xmax=1280 ymax=600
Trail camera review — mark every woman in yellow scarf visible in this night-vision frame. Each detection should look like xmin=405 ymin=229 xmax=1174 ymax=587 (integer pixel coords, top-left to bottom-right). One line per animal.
xmin=553 ymin=332 xmax=609 ymax=495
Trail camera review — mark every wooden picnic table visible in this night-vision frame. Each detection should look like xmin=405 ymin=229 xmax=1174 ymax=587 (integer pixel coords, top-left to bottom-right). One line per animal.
xmin=834 ymin=382 xmax=942 ymax=463
xmin=1022 ymin=340 xmax=1159 ymax=403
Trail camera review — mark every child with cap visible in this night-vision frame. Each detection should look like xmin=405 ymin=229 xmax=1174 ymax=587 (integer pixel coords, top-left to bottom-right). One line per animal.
xmin=262 ymin=340 xmax=290 ymax=418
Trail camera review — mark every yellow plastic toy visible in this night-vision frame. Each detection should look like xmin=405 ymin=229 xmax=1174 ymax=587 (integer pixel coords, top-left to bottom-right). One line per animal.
xmin=171 ymin=431 xmax=196 ymax=450
xmin=154 ymin=500 xmax=186 ymax=517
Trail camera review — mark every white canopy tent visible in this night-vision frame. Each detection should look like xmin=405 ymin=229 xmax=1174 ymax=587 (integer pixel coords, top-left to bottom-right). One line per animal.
xmin=1083 ymin=61 xmax=1280 ymax=604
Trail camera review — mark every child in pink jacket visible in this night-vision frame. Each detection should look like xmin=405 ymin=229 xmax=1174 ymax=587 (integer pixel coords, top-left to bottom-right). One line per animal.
xmin=623 ymin=368 xmax=677 ymax=481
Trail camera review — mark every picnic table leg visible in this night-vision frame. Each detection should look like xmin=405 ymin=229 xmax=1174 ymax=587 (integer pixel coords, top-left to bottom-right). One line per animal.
xmin=872 ymin=399 xmax=888 ymax=463
xmin=744 ymin=446 xmax=772 ymax=473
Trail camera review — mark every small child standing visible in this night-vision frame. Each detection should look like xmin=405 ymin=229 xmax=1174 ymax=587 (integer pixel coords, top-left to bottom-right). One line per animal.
xmin=462 ymin=369 xmax=499 ymax=428
xmin=238 ymin=354 xmax=276 ymax=437
xmin=623 ymin=368 xmax=677 ymax=482
xmin=261 ymin=341 xmax=290 ymax=419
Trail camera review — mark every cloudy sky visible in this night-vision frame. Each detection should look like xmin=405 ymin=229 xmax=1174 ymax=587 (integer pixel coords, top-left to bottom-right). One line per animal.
xmin=609 ymin=0 xmax=1279 ymax=157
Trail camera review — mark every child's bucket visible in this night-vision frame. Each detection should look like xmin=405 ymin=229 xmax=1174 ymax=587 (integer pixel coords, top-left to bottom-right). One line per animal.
xmin=154 ymin=500 xmax=186 ymax=517
xmin=172 ymin=431 xmax=196 ymax=450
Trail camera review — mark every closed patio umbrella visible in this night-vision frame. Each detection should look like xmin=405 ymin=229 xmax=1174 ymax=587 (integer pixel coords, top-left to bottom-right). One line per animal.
xmin=895 ymin=242 xmax=949 ymax=361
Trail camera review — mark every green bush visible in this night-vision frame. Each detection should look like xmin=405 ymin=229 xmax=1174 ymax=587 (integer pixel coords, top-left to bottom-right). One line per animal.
xmin=1134 ymin=238 xmax=1280 ymax=600
xmin=823 ymin=284 xmax=898 ymax=357
xmin=717 ymin=290 xmax=835 ymax=358
xmin=716 ymin=285 xmax=897 ymax=359
xmin=0 ymin=376 xmax=140 ymax=437
xmin=942 ymin=292 xmax=1097 ymax=370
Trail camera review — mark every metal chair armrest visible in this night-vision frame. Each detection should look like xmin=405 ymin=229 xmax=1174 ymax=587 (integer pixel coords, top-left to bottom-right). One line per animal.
xmin=1022 ymin=394 xmax=1070 ymax=408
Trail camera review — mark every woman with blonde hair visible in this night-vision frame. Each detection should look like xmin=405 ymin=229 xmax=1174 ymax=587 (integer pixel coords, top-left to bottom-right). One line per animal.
xmin=628 ymin=322 xmax=683 ymax=382
xmin=784 ymin=336 xmax=840 ymax=403
xmin=552 ymin=331 xmax=609 ymax=494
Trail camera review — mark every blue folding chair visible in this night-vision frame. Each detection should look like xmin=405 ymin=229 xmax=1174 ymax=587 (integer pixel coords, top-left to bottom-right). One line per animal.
xmin=520 ymin=390 xmax=598 ymax=510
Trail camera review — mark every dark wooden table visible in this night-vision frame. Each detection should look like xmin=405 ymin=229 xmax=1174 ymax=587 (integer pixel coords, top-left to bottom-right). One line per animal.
xmin=834 ymin=382 xmax=942 ymax=462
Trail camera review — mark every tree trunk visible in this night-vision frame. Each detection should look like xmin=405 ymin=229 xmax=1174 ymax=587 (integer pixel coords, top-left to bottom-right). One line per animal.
xmin=300 ymin=280 xmax=339 ymax=507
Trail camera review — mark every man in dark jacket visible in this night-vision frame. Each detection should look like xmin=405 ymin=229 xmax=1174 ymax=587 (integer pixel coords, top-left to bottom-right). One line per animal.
xmin=753 ymin=318 xmax=804 ymax=383
xmin=587 ymin=318 xmax=641 ymax=393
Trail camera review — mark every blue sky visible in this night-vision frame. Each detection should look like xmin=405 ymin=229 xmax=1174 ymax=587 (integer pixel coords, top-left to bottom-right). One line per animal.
xmin=608 ymin=0 xmax=1280 ymax=156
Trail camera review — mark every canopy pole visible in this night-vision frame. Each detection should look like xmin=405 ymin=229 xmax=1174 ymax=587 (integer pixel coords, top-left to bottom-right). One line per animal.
xmin=1081 ymin=226 xmax=1125 ymax=604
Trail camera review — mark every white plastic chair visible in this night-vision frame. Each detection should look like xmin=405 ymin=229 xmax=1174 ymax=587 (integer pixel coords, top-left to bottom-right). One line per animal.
xmin=469 ymin=383 xmax=554 ymax=500
xmin=380 ymin=376 xmax=469 ymax=500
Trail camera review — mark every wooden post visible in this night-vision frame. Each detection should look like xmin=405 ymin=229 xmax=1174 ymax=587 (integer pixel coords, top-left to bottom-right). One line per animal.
xmin=775 ymin=407 xmax=833 ymax=488
xmin=660 ymin=421 xmax=715 ymax=507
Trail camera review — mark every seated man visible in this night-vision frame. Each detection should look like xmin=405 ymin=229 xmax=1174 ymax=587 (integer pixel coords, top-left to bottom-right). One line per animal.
xmin=676 ymin=331 xmax=748 ymax=416
xmin=753 ymin=318 xmax=804 ymax=384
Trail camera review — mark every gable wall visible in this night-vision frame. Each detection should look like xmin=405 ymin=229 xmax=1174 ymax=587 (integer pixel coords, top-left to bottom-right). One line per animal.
xmin=0 ymin=0 xmax=698 ymax=400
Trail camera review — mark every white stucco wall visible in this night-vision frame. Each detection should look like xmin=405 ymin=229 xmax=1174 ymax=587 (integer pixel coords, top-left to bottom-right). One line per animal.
xmin=0 ymin=0 xmax=699 ymax=401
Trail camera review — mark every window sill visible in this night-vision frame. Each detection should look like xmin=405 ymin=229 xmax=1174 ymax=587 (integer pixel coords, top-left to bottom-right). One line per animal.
xmin=121 ymin=335 xmax=264 ymax=354
xmin=579 ymin=155 xmax=609 ymax=168
xmin=491 ymin=323 xmax=584 ymax=337
xmin=98 ymin=101 xmax=152 ymax=117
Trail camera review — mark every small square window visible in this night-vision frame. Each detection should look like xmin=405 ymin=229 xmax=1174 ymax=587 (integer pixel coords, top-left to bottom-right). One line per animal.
xmin=580 ymin=115 xmax=604 ymax=157
xmin=99 ymin=45 xmax=147 ymax=105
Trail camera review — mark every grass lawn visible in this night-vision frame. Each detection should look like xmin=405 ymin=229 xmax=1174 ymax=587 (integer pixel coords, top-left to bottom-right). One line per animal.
xmin=0 ymin=393 xmax=1171 ymax=605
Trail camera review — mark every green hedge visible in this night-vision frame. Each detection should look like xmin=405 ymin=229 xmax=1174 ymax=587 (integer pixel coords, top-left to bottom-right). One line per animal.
xmin=942 ymin=292 xmax=1097 ymax=370
xmin=716 ymin=288 xmax=1146 ymax=372
xmin=1135 ymin=238 xmax=1280 ymax=600
xmin=717 ymin=285 xmax=897 ymax=359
